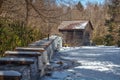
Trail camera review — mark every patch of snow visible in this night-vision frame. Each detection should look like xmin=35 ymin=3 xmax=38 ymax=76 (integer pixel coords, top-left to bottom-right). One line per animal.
xmin=42 ymin=46 xmax=120 ymax=80
xmin=75 ymin=60 xmax=120 ymax=72
xmin=67 ymin=69 xmax=74 ymax=72
xmin=75 ymin=65 xmax=110 ymax=72
xmin=51 ymin=71 xmax=71 ymax=79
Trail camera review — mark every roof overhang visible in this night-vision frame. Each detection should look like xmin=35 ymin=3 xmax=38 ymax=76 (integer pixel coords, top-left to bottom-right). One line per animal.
xmin=58 ymin=20 xmax=94 ymax=31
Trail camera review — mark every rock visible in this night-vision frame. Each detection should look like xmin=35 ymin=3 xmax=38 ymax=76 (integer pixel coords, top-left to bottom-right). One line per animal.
xmin=45 ymin=72 xmax=52 ymax=76
xmin=64 ymin=75 xmax=73 ymax=80
xmin=56 ymin=61 xmax=63 ymax=65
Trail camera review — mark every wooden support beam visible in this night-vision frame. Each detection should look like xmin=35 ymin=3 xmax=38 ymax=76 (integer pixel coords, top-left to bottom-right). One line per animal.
xmin=15 ymin=47 xmax=45 ymax=53
xmin=5 ymin=51 xmax=41 ymax=57
xmin=0 ymin=58 xmax=34 ymax=65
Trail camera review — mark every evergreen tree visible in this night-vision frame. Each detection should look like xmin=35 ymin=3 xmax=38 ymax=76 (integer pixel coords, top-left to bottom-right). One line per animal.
xmin=105 ymin=0 xmax=120 ymax=46
xmin=76 ymin=1 xmax=83 ymax=11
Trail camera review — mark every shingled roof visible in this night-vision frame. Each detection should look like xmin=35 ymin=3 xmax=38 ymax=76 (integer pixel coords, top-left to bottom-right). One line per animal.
xmin=58 ymin=20 xmax=93 ymax=30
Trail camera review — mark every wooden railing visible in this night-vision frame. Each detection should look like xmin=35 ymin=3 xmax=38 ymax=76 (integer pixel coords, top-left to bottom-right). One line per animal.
xmin=0 ymin=35 xmax=62 ymax=80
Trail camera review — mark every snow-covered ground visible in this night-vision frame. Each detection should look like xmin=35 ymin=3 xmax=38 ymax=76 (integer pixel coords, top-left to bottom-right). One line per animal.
xmin=41 ymin=46 xmax=120 ymax=80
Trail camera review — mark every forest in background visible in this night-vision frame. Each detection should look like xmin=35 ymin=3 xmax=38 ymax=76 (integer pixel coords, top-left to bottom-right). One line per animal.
xmin=0 ymin=0 xmax=120 ymax=56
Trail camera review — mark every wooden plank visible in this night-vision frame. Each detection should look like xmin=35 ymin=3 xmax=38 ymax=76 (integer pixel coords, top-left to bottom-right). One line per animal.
xmin=0 ymin=58 xmax=34 ymax=65
xmin=28 ymin=37 xmax=55 ymax=48
xmin=29 ymin=44 xmax=47 ymax=49
xmin=15 ymin=47 xmax=45 ymax=52
xmin=0 ymin=70 xmax=21 ymax=77
xmin=5 ymin=51 xmax=41 ymax=57
xmin=29 ymin=40 xmax=52 ymax=47
xmin=0 ymin=70 xmax=21 ymax=80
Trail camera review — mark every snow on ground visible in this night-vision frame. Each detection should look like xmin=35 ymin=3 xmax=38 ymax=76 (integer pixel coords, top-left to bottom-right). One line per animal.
xmin=41 ymin=46 xmax=120 ymax=80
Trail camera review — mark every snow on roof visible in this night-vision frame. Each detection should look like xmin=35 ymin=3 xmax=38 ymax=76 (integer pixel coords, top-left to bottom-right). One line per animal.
xmin=58 ymin=21 xmax=89 ymax=30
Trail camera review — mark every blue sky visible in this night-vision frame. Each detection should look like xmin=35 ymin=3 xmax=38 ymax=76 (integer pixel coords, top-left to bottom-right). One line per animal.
xmin=80 ymin=0 xmax=105 ymax=7
xmin=56 ymin=0 xmax=105 ymax=7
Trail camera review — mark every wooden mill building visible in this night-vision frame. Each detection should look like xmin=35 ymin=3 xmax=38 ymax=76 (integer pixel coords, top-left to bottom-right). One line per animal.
xmin=58 ymin=20 xmax=94 ymax=46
